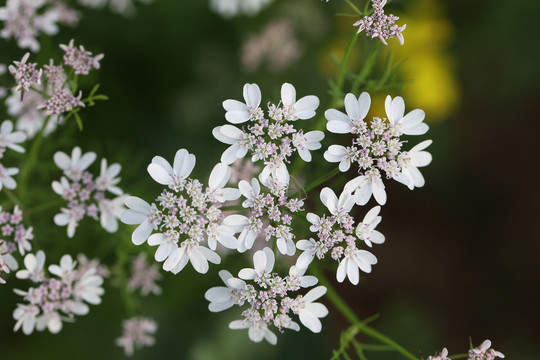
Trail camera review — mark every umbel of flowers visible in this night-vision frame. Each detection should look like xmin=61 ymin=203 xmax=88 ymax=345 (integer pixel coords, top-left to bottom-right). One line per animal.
xmin=121 ymin=81 xmax=433 ymax=345
xmin=52 ymin=146 xmax=127 ymax=238
xmin=205 ymin=248 xmax=328 ymax=344
xmin=0 ymin=205 xmax=34 ymax=282
xmin=13 ymin=252 xmax=105 ymax=334
xmin=121 ymin=149 xmax=241 ymax=274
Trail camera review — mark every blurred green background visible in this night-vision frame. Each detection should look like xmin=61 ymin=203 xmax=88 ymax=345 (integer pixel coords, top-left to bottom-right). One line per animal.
xmin=0 ymin=0 xmax=539 ymax=358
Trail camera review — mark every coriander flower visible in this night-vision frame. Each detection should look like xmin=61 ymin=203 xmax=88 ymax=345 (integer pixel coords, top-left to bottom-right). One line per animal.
xmin=121 ymin=196 xmax=161 ymax=245
xmin=325 ymin=92 xmax=432 ymax=205
xmin=427 ymin=347 xmax=449 ymax=360
xmin=469 ymin=339 xmax=505 ymax=360
xmin=147 ymin=148 xmax=195 ymax=191
xmin=0 ymin=120 xmax=27 ymax=153
xmin=336 ymin=246 xmax=377 ymax=285
xmin=208 ymin=247 xmax=327 ymax=345
xmin=15 ymin=250 xmax=45 ymax=282
xmin=116 ymin=317 xmax=157 ymax=357
xmin=0 ymin=164 xmax=19 ymax=191
xmin=355 ymin=206 xmax=385 ymax=247
xmin=53 ymin=146 xmax=96 ymax=181
xmin=292 ymin=286 xmax=328 ymax=333
xmin=8 ymin=52 xmax=42 ymax=92
xmin=215 ymin=82 xmax=321 ymax=187
xmin=395 ymin=140 xmax=433 ymax=189
xmin=385 ymin=95 xmax=429 ymax=135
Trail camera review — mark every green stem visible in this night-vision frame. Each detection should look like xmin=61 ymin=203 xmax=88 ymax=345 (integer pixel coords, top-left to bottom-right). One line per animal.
xmin=335 ymin=32 xmax=360 ymax=99
xmin=18 ymin=116 xmax=51 ymax=195
xmin=296 ymin=167 xmax=341 ymax=197
xmin=310 ymin=264 xmax=419 ymax=360
xmin=344 ymin=0 xmax=363 ymax=15
xmin=3 ymin=188 xmax=24 ymax=208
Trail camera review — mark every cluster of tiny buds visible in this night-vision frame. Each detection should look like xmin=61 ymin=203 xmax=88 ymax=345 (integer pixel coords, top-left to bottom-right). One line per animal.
xmin=427 ymin=340 xmax=504 ymax=360
xmin=127 ymin=253 xmax=162 ymax=296
xmin=60 ymin=39 xmax=104 ymax=75
xmin=52 ymin=147 xmax=126 ymax=238
xmin=353 ymin=0 xmax=406 ymax=45
xmin=116 ymin=317 xmax=158 ymax=357
xmin=13 ymin=253 xmax=105 ymax=335
xmin=8 ymin=40 xmax=102 ymax=116
xmin=0 ymin=205 xmax=34 ymax=275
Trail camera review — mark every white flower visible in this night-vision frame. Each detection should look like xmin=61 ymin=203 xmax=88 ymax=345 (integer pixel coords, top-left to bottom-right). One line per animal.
xmin=98 ymin=195 xmax=128 ymax=233
xmin=205 ymin=270 xmax=244 ymax=312
xmin=0 ymin=119 xmax=27 ymax=153
xmin=16 ymin=250 xmax=45 ymax=281
xmin=147 ymin=148 xmax=195 ymax=190
xmin=212 ymin=125 xmax=250 ymax=165
xmin=53 ymin=146 xmax=96 ymax=181
xmin=336 ymin=246 xmax=377 ymax=285
xmin=395 ymin=140 xmax=433 ymax=189
xmin=355 ymin=206 xmax=385 ymax=247
xmin=469 ymin=339 xmax=505 ymax=359
xmin=222 ymin=214 xmax=256 ymax=253
xmin=147 ymin=232 xmax=179 ymax=263
xmin=280 ymin=83 xmax=320 ymax=120
xmin=53 ymin=206 xmax=84 ymax=238
xmin=95 ymin=158 xmax=123 ymax=195
xmin=48 ymin=254 xmax=77 ymax=281
xmin=238 ymin=247 xmax=274 ymax=281
xmin=206 ymin=223 xmax=238 ymax=251
xmin=13 ymin=303 xmax=39 ymax=335
xmin=35 ymin=311 xmax=62 ymax=334
xmin=162 ymin=241 xmax=220 ymax=275
xmin=293 ymin=285 xmax=328 ymax=333
xmin=320 ymin=187 xmax=355 ymax=217
xmin=324 ymin=144 xmax=353 ymax=172
xmin=121 ymin=196 xmax=160 ymax=245
xmin=292 ymin=130 xmax=324 ymax=162
xmin=0 ymin=164 xmax=19 ymax=191
xmin=207 ymin=162 xmax=241 ymax=203
xmin=229 ymin=318 xmax=277 ymax=345
xmin=259 ymin=158 xmax=289 ymax=187
xmin=384 ymin=95 xmax=428 ymax=135
xmin=73 ymin=268 xmax=104 ymax=306
xmin=295 ymin=238 xmax=318 ymax=269
xmin=325 ymin=92 xmax=371 ymax=134
xmin=288 ymin=265 xmax=318 ymax=288
xmin=222 ymin=83 xmax=261 ymax=124
xmin=238 ymin=177 xmax=260 ymax=208
xmin=344 ymin=169 xmax=387 ymax=205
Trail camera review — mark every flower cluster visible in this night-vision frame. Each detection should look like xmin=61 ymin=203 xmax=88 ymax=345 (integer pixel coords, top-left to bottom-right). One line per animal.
xmin=8 ymin=41 xmax=103 ymax=120
xmin=295 ymin=187 xmax=381 ymax=285
xmin=209 ymin=0 xmax=274 ymax=19
xmin=223 ymin=177 xmax=304 ymax=255
xmin=116 ymin=317 xmax=158 ymax=357
xmin=205 ymin=248 xmax=328 ymax=344
xmin=0 ymin=0 xmax=73 ymax=52
xmin=213 ymin=82 xmax=322 ymax=187
xmin=468 ymin=340 xmax=505 ymax=360
xmin=0 ymin=119 xmax=27 ymax=191
xmin=121 ymin=149 xmax=240 ymax=275
xmin=60 ymin=39 xmax=104 ymax=75
xmin=13 ymin=252 xmax=105 ymax=334
xmin=0 ymin=205 xmax=34 ymax=277
xmin=325 ymin=92 xmax=432 ymax=205
xmin=353 ymin=0 xmax=406 ymax=45
xmin=127 ymin=253 xmax=162 ymax=296
xmin=52 ymin=146 xmax=126 ymax=238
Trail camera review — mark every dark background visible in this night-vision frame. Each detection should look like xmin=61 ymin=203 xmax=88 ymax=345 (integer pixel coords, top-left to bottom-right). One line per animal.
xmin=0 ymin=0 xmax=538 ymax=358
